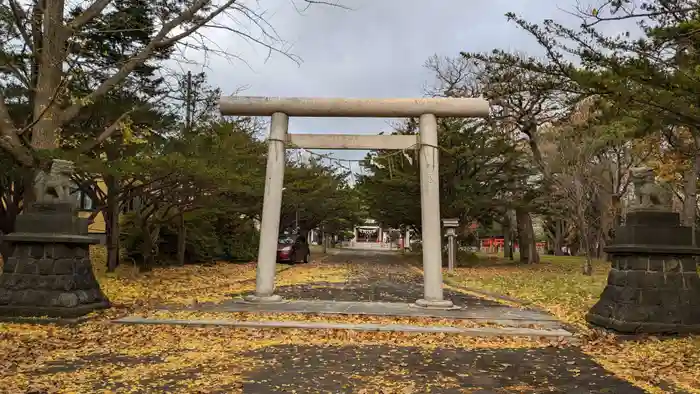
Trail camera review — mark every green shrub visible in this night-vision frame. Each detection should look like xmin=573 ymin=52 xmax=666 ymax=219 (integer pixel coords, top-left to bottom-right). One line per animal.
xmin=119 ymin=213 xmax=147 ymax=263
xmin=216 ymin=214 xmax=259 ymax=262
xmin=159 ymin=212 xmax=223 ymax=262
xmin=442 ymin=249 xmax=480 ymax=267
xmin=410 ymin=246 xmax=479 ymax=268
xmin=119 ymin=209 xmax=260 ymax=265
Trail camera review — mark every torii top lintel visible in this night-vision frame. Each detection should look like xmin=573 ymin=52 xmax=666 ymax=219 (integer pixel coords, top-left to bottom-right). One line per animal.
xmin=218 ymin=96 xmax=491 ymax=118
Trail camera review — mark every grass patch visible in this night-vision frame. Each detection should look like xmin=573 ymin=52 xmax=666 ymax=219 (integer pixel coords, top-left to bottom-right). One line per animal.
xmin=450 ymin=253 xmax=608 ymax=327
xmin=449 ymin=253 xmax=700 ymax=393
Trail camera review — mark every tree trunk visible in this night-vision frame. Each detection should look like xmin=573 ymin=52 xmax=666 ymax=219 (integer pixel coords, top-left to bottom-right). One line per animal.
xmin=502 ymin=216 xmax=513 ymax=260
xmin=570 ymin=239 xmax=580 ymax=256
xmin=608 ymin=194 xmax=622 ymax=262
xmin=579 ymin=213 xmax=594 ymax=276
xmin=596 ymin=194 xmax=611 ymax=261
xmin=526 ymin=213 xmax=540 ymax=263
xmin=0 ymin=178 xmax=22 ymax=239
xmin=682 ymin=148 xmax=700 ymax=245
xmin=322 ymin=231 xmax=327 ymax=254
xmin=32 ymin=0 xmax=68 ymax=150
xmin=105 ymin=174 xmax=120 ymax=272
xmin=596 ymin=229 xmax=606 ymax=260
xmin=21 ymin=167 xmax=37 ymax=205
xmin=140 ymin=222 xmax=154 ymax=272
xmin=515 ymin=207 xmax=539 ymax=263
xmin=682 ymin=164 xmax=696 ymax=226
xmin=552 ymin=218 xmax=566 ymax=256
xmin=176 ymin=212 xmax=186 ymax=266
xmin=515 ymin=208 xmax=529 ymax=263
xmin=0 ymin=181 xmax=18 ymax=259
xmin=582 ymin=254 xmax=593 ymax=276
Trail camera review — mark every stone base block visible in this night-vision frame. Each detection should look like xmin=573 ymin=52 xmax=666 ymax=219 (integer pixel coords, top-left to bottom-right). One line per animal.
xmin=586 ymin=312 xmax=700 ymax=334
xmin=411 ymin=298 xmax=459 ymax=310
xmin=587 ymin=254 xmax=700 ymax=334
xmin=0 ymin=240 xmax=110 ymax=318
xmin=242 ymin=294 xmax=286 ymax=304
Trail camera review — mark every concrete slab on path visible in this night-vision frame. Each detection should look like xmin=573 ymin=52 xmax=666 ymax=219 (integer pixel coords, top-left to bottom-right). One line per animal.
xmin=207 ymin=299 xmax=558 ymax=324
xmin=152 ymin=299 xmax=570 ymax=334
xmin=112 ymin=316 xmax=573 ymax=338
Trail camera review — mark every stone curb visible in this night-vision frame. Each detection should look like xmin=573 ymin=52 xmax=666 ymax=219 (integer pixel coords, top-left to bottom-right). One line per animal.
xmin=112 ymin=316 xmax=574 ymax=338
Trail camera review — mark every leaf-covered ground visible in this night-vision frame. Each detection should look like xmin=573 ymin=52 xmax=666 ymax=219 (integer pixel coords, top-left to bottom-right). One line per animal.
xmin=93 ymin=248 xmax=351 ymax=308
xmin=0 ymin=248 xmax=671 ymax=393
xmin=449 ymin=253 xmax=700 ymax=393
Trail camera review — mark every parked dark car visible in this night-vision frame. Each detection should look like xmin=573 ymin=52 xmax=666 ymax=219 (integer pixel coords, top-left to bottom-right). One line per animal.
xmin=277 ymin=234 xmax=310 ymax=263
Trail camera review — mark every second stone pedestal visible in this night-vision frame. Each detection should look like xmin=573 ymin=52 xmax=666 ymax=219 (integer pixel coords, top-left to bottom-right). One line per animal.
xmin=586 ymin=211 xmax=700 ymax=334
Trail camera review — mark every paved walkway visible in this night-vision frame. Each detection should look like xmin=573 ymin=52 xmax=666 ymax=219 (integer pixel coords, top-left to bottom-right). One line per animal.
xmin=235 ymin=250 xmax=640 ymax=392
xmin=34 ymin=345 xmax=644 ymax=393
xmin=246 ymin=249 xmax=506 ymax=306
xmin=109 ymin=249 xmax=645 ymax=393
xmin=175 ymin=249 xmax=566 ymax=331
xmin=241 ymin=345 xmax=643 ymax=393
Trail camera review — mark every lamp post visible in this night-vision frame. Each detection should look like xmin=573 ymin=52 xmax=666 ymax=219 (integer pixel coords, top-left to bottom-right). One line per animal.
xmin=442 ymin=218 xmax=459 ymax=273
xmin=281 ymin=187 xmax=299 ymax=233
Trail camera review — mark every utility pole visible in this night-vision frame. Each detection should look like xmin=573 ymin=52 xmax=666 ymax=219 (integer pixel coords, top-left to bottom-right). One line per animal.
xmin=185 ymin=71 xmax=193 ymax=134
xmin=295 ymin=208 xmax=299 ymax=232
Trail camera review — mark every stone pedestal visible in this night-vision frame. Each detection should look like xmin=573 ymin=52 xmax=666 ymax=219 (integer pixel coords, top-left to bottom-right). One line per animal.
xmin=586 ymin=211 xmax=700 ymax=334
xmin=0 ymin=203 xmax=110 ymax=318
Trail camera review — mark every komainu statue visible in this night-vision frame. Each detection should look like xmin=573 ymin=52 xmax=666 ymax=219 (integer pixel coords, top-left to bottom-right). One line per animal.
xmin=33 ymin=159 xmax=75 ymax=204
xmin=629 ymin=167 xmax=672 ymax=211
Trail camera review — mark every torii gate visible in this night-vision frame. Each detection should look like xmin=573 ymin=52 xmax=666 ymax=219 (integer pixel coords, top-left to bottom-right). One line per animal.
xmin=219 ymin=96 xmax=490 ymax=309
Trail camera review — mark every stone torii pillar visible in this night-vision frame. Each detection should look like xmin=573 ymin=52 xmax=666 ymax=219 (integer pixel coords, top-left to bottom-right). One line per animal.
xmin=219 ymin=96 xmax=490 ymax=308
xmin=414 ymin=114 xmax=453 ymax=308
xmin=245 ymin=112 xmax=288 ymax=303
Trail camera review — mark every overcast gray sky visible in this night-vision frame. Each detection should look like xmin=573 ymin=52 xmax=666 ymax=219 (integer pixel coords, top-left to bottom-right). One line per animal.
xmin=187 ymin=0 xmax=592 ymax=170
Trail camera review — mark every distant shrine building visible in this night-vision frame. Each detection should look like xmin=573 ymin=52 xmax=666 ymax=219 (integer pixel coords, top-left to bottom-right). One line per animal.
xmin=350 ymin=219 xmax=413 ymax=250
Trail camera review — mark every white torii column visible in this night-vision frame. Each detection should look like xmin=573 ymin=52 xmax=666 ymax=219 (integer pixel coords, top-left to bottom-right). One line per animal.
xmin=414 ymin=114 xmax=454 ymax=309
xmin=245 ymin=112 xmax=288 ymax=303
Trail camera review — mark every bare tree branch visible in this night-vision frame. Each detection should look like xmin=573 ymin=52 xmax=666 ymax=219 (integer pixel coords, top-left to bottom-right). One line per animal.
xmin=156 ymin=0 xmax=239 ymax=47
xmin=8 ymin=0 xmax=34 ymax=52
xmin=66 ymin=0 xmax=115 ymax=31
xmin=58 ymin=0 xmax=230 ymax=128
xmin=74 ymin=107 xmax=141 ymax=154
